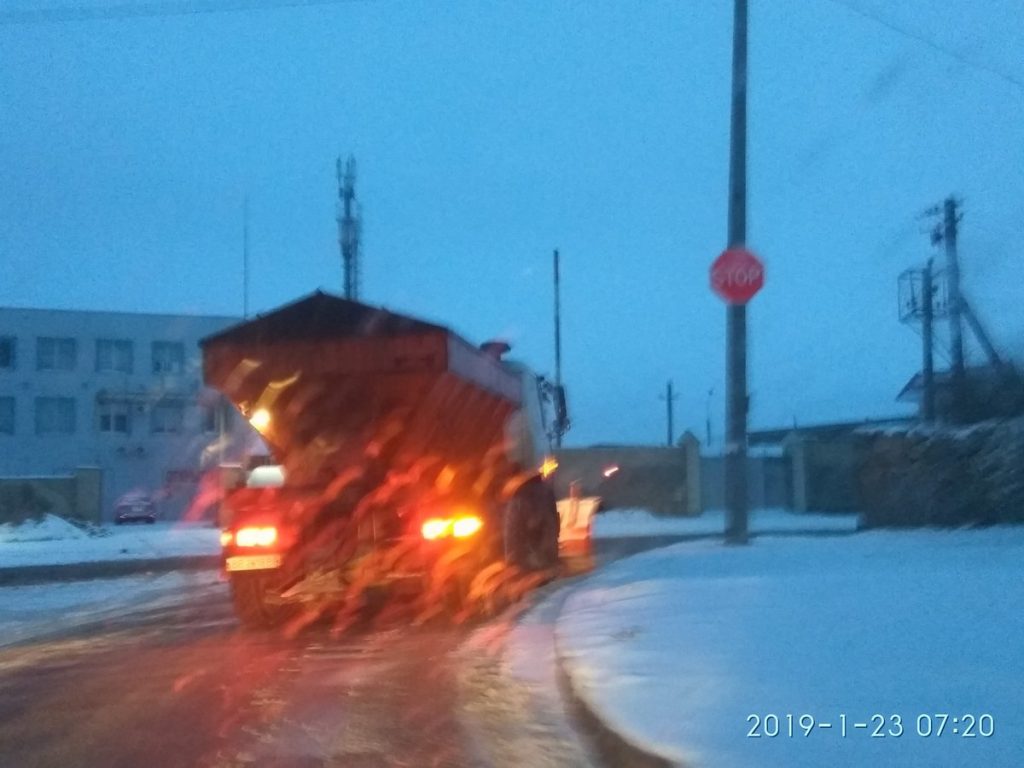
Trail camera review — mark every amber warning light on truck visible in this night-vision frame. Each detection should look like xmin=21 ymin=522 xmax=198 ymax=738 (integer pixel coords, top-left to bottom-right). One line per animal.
xmin=248 ymin=408 xmax=271 ymax=433
xmin=421 ymin=514 xmax=484 ymax=541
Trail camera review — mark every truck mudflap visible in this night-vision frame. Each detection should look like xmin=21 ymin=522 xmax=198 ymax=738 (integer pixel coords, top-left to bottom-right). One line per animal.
xmin=556 ymin=496 xmax=599 ymax=549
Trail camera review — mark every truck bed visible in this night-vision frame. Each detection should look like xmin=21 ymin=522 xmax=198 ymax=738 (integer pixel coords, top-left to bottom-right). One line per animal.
xmin=201 ymin=291 xmax=522 ymax=488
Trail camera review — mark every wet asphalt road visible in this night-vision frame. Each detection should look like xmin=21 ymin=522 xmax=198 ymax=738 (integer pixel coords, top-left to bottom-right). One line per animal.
xmin=0 ymin=536 xmax=697 ymax=768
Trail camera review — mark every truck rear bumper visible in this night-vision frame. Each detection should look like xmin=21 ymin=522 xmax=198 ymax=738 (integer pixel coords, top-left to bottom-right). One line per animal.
xmin=224 ymin=553 xmax=284 ymax=573
xmin=221 ymin=532 xmax=493 ymax=590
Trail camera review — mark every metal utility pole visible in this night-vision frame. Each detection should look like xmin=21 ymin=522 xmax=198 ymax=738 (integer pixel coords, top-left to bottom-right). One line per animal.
xmin=724 ymin=0 xmax=750 ymax=544
xmin=922 ymin=259 xmax=935 ymax=422
xmin=553 ymin=248 xmax=563 ymax=448
xmin=660 ymin=380 xmax=679 ymax=446
xmin=337 ymin=155 xmax=361 ymax=300
xmin=243 ymin=196 xmax=250 ymax=319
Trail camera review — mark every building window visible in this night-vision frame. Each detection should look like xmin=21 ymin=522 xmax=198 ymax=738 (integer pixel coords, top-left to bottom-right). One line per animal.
xmin=96 ymin=339 xmax=134 ymax=374
xmin=200 ymin=398 xmax=233 ymax=433
xmin=152 ymin=341 xmax=185 ymax=375
xmin=37 ymin=337 xmax=77 ymax=371
xmin=151 ymin=401 xmax=184 ymax=434
xmin=0 ymin=397 xmax=13 ymax=434
xmin=0 ymin=337 xmax=16 ymax=370
xmin=97 ymin=401 xmax=132 ymax=435
xmin=201 ymin=404 xmax=218 ymax=433
xmin=35 ymin=397 xmax=76 ymax=435
xmin=166 ymin=468 xmax=200 ymax=485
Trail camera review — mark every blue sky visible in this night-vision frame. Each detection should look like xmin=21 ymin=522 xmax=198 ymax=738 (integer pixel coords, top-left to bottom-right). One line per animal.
xmin=1 ymin=0 xmax=1022 ymax=446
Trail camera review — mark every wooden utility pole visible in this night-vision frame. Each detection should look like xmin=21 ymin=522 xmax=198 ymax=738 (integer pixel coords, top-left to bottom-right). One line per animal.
xmin=553 ymin=248 xmax=564 ymax=448
xmin=925 ymin=196 xmax=965 ymax=419
xmin=706 ymin=388 xmax=714 ymax=448
xmin=243 ymin=196 xmax=250 ymax=319
xmin=922 ymin=259 xmax=935 ymax=422
xmin=943 ymin=198 xmax=965 ymax=418
xmin=660 ymin=380 xmax=679 ymax=446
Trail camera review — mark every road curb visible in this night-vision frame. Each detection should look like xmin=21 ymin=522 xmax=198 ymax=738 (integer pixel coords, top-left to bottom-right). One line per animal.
xmin=553 ymin=530 xmax=857 ymax=768
xmin=553 ymin=600 xmax=680 ymax=768
xmin=0 ymin=555 xmax=220 ymax=586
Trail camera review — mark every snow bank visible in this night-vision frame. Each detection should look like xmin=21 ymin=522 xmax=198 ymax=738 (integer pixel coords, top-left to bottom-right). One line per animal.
xmin=0 ymin=514 xmax=88 ymax=544
xmin=557 ymin=528 xmax=1024 ymax=767
xmin=0 ymin=521 xmax=220 ymax=567
xmin=592 ymin=507 xmax=859 ymax=538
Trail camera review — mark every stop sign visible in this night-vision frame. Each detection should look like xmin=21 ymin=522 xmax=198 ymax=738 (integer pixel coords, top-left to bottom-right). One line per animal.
xmin=710 ymin=247 xmax=765 ymax=304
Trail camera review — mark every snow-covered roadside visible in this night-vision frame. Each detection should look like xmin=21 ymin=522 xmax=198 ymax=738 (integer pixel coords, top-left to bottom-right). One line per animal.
xmin=0 ymin=570 xmax=225 ymax=648
xmin=0 ymin=516 xmax=220 ymax=567
xmin=458 ymin=582 xmax=600 ymax=768
xmin=556 ymin=527 xmax=1024 ymax=768
xmin=592 ymin=507 xmax=858 ymax=538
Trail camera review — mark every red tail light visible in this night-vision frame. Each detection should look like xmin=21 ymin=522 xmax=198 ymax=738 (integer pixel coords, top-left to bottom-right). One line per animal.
xmin=421 ymin=518 xmax=450 ymax=540
xmin=234 ymin=526 xmax=279 ymax=547
xmin=452 ymin=516 xmax=483 ymax=538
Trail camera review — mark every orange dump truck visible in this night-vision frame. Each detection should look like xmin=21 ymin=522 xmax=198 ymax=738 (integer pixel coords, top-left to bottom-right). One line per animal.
xmin=201 ymin=291 xmax=564 ymax=627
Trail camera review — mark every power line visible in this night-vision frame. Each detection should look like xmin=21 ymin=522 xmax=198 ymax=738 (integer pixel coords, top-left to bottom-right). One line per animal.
xmin=821 ymin=0 xmax=1024 ymax=91
xmin=0 ymin=0 xmax=363 ymax=26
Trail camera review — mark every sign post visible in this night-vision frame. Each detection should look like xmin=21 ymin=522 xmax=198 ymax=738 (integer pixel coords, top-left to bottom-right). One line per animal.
xmin=710 ymin=241 xmax=764 ymax=546
xmin=719 ymin=0 xmax=756 ymax=545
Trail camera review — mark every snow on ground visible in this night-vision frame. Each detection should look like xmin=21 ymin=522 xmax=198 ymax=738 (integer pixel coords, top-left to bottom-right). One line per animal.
xmin=0 ymin=570 xmax=225 ymax=648
xmin=592 ymin=507 xmax=859 ymax=538
xmin=557 ymin=527 xmax=1024 ymax=768
xmin=0 ymin=518 xmax=220 ymax=567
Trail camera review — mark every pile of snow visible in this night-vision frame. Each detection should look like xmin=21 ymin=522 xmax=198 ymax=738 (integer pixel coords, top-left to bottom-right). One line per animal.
xmin=592 ymin=507 xmax=859 ymax=538
xmin=0 ymin=521 xmax=220 ymax=567
xmin=0 ymin=514 xmax=88 ymax=544
xmin=557 ymin=527 xmax=1024 ymax=767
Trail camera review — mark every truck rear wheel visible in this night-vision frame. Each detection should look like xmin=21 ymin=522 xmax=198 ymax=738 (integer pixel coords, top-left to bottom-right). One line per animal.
xmin=504 ymin=478 xmax=560 ymax=571
xmin=229 ymin=572 xmax=291 ymax=629
xmin=534 ymin=484 xmax=560 ymax=569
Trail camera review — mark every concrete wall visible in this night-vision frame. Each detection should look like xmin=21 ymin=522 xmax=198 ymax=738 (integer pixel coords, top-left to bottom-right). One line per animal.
xmin=785 ymin=435 xmax=862 ymax=513
xmin=0 ymin=466 xmax=102 ymax=525
xmin=73 ymin=467 xmax=103 ymax=524
xmin=700 ymin=454 xmax=791 ymax=510
xmin=557 ymin=433 xmax=873 ymax=515
xmin=555 ymin=434 xmax=701 ymax=516
xmin=858 ymin=417 xmax=1024 ymax=527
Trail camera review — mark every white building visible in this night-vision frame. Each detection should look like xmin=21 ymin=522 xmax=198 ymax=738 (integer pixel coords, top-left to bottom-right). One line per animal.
xmin=0 ymin=306 xmax=256 ymax=522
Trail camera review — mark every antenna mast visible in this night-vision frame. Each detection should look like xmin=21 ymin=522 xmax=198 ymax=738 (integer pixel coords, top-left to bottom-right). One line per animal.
xmin=337 ymin=155 xmax=361 ymax=300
